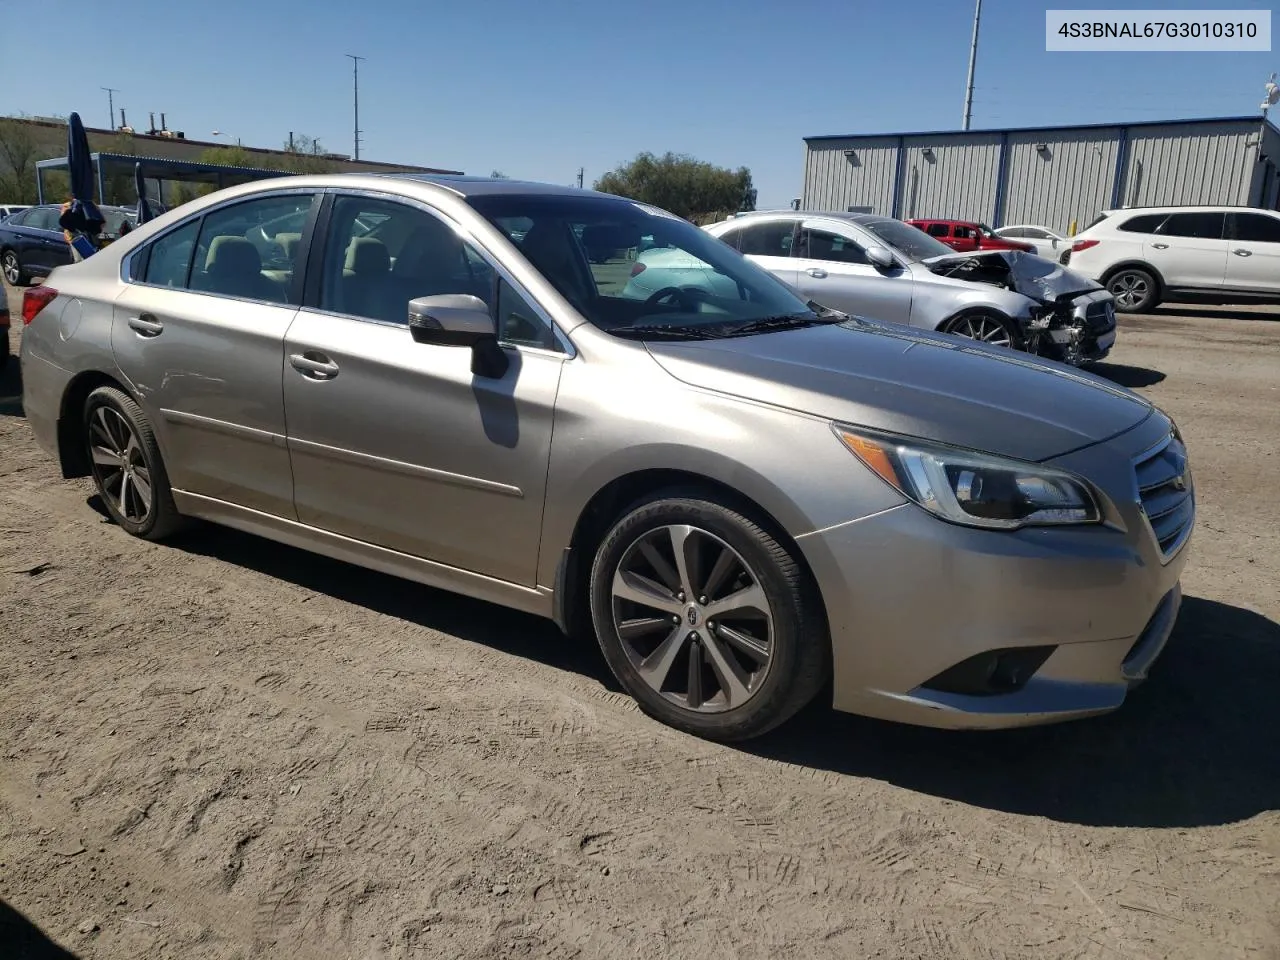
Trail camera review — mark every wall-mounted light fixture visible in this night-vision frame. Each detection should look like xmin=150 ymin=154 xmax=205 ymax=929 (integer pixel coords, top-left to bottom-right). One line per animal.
xmin=921 ymin=147 xmax=935 ymax=160
xmin=1035 ymin=143 xmax=1049 ymax=154
xmin=843 ymin=148 xmax=857 ymax=160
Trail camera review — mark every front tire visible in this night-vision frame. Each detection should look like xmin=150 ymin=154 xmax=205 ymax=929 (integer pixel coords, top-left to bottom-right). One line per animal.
xmin=2 ymin=249 xmax=28 ymax=287
xmin=942 ymin=310 xmax=1022 ymax=350
xmin=1106 ymin=267 xmax=1159 ymax=313
xmin=588 ymin=491 xmax=829 ymax=741
xmin=83 ymin=386 xmax=184 ymax=541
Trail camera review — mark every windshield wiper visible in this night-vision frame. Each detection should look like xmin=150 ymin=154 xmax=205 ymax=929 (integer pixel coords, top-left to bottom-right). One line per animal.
xmin=726 ymin=313 xmax=843 ymax=337
xmin=611 ymin=324 xmax=723 ymax=341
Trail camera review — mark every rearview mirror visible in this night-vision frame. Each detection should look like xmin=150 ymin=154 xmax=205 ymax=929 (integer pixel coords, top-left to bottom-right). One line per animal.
xmin=866 ymin=246 xmax=896 ymax=271
xmin=407 ymin=294 xmax=508 ymax=378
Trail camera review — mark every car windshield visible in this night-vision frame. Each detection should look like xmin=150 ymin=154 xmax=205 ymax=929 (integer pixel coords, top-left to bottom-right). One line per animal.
xmin=466 ymin=194 xmax=823 ymax=339
xmin=859 ymin=218 xmax=954 ymax=261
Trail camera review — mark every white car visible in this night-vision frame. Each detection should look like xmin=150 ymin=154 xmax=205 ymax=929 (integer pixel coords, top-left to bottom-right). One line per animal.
xmin=994 ymin=224 xmax=1071 ymax=261
xmin=1063 ymin=205 xmax=1280 ymax=312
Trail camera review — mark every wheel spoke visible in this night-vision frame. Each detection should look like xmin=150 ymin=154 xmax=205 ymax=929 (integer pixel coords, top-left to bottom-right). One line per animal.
xmin=131 ymin=467 xmax=153 ymax=513
xmin=667 ymin=524 xmax=697 ymax=599
xmin=702 ymin=632 xmax=751 ymax=708
xmin=637 ymin=539 xmax=681 ymax=594
xmin=617 ymin=615 xmax=672 ymax=641
xmin=117 ymin=469 xmax=133 ymax=517
xmin=716 ymin=623 xmax=770 ymax=664
xmin=90 ymin=443 xmax=123 ymax=467
xmin=612 ymin=568 xmax=681 ymax=614
xmin=637 ymin=626 xmax=688 ymax=689
xmin=686 ymin=638 xmax=704 ymax=709
xmin=704 ymin=583 xmax=768 ymax=620
xmin=701 ymin=545 xmax=737 ymax=601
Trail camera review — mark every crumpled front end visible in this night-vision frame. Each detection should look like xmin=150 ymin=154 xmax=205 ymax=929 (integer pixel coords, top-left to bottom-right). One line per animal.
xmin=925 ymin=250 xmax=1116 ymax=365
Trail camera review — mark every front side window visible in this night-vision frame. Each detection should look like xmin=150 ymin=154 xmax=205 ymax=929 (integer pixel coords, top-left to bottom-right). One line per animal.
xmin=862 ymin=219 xmax=954 ymax=261
xmin=802 ymin=229 xmax=868 ymax=264
xmin=953 ymin=225 xmax=974 ymax=240
xmin=318 ymin=195 xmax=496 ymax=327
xmin=467 ymin=194 xmax=821 ymax=340
xmin=1228 ymin=212 xmax=1280 ymax=244
xmin=1158 ymin=212 xmax=1226 ymax=240
xmin=188 ymin=193 xmax=315 ymax=304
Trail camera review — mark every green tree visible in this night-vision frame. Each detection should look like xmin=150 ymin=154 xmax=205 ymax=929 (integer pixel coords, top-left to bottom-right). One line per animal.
xmin=278 ymin=134 xmax=337 ymax=175
xmin=593 ymin=152 xmax=756 ymax=222
xmin=490 ymin=169 xmax=509 ymax=179
xmin=0 ymin=117 xmax=42 ymax=203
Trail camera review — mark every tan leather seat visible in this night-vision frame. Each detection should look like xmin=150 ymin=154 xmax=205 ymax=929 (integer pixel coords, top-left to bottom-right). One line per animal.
xmin=339 ymin=237 xmax=398 ymax=321
xmin=199 ymin=236 xmax=282 ymax=302
xmin=518 ymin=220 xmax=593 ymax=309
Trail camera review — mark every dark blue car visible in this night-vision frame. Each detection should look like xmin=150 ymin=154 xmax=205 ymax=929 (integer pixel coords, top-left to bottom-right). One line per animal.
xmin=1 ymin=204 xmax=136 ymax=286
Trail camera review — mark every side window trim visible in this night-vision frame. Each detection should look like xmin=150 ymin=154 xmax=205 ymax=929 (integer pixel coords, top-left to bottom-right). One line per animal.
xmin=301 ymin=188 xmax=574 ymax=358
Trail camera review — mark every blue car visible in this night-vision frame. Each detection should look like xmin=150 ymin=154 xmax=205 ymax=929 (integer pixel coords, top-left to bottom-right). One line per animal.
xmin=1 ymin=204 xmax=136 ymax=286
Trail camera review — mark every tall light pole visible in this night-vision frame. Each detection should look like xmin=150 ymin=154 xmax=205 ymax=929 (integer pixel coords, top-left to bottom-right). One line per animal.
xmin=962 ymin=0 xmax=982 ymax=130
xmin=211 ymin=130 xmax=242 ymax=147
xmin=346 ymin=54 xmax=366 ymax=161
xmin=101 ymin=87 xmax=119 ymax=130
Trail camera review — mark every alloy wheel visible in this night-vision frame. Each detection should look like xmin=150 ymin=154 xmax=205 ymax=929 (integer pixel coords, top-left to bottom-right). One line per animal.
xmin=952 ymin=313 xmax=1012 ymax=348
xmin=2 ymin=252 xmax=19 ymax=286
xmin=88 ymin=405 xmax=154 ymax=524
xmin=610 ymin=524 xmax=773 ymax=713
xmin=1109 ymin=272 xmax=1150 ymax=309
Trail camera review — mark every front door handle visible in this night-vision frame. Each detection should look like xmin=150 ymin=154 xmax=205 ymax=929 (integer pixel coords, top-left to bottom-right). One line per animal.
xmin=1233 ymin=249 xmax=1253 ymax=257
xmin=1150 ymin=243 xmax=1169 ymax=250
xmin=806 ymin=267 xmax=828 ymax=279
xmin=127 ymin=314 xmax=164 ymax=337
xmin=289 ymin=352 xmax=339 ymax=380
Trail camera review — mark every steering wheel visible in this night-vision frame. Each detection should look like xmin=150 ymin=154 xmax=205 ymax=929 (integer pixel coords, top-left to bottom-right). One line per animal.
xmin=644 ymin=285 xmax=705 ymax=310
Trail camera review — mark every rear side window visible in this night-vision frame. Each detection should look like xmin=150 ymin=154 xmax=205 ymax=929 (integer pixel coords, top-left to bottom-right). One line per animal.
xmin=925 ymin=223 xmax=949 ymax=237
xmin=1228 ymin=212 xmax=1280 ymax=243
xmin=1158 ymin=212 xmax=1225 ymax=239
xmin=728 ymin=221 xmax=795 ymax=256
xmin=1116 ymin=213 xmax=1166 ymax=234
xmin=189 ymin=194 xmax=315 ymax=304
xmin=142 ymin=220 xmax=200 ymax=287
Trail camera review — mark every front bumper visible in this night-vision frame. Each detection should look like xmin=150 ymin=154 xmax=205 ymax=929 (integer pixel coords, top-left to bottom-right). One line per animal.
xmin=797 ymin=413 xmax=1191 ymax=730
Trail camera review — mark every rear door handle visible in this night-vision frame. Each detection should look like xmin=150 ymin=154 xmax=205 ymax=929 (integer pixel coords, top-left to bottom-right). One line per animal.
xmin=806 ymin=267 xmax=828 ymax=279
xmin=289 ymin=352 xmax=339 ymax=380
xmin=127 ymin=314 xmax=164 ymax=337
xmin=1151 ymin=243 xmax=1169 ymax=250
xmin=1233 ymin=249 xmax=1253 ymax=257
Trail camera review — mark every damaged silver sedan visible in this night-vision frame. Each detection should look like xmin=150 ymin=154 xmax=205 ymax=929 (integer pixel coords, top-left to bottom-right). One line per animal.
xmin=698 ymin=212 xmax=1116 ymax=365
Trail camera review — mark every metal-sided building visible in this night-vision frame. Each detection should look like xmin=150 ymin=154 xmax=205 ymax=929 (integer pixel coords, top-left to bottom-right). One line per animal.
xmin=801 ymin=116 xmax=1280 ymax=234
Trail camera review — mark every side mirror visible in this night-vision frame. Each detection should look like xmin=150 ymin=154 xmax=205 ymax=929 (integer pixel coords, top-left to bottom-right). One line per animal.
xmin=407 ymin=294 xmax=508 ymax=378
xmin=866 ymin=246 xmax=896 ymax=271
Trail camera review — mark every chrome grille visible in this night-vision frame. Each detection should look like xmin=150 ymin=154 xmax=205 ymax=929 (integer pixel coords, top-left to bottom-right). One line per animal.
xmin=1135 ymin=433 xmax=1194 ymax=559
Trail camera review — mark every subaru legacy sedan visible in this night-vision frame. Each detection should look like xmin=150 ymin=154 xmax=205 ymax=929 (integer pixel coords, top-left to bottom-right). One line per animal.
xmin=20 ymin=175 xmax=1192 ymax=741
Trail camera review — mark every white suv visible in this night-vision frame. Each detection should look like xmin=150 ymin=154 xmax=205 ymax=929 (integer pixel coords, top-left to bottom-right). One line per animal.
xmin=1063 ymin=206 xmax=1280 ymax=312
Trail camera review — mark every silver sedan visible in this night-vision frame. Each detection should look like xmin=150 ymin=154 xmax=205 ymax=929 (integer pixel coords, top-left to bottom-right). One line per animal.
xmin=20 ymin=174 xmax=1191 ymax=740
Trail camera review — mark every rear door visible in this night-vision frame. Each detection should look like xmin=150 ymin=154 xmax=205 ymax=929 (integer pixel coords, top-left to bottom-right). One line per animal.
xmin=112 ymin=189 xmax=318 ymax=517
xmin=17 ymin=208 xmax=64 ymax=272
xmin=792 ymin=219 xmax=912 ymax=323
xmin=718 ymin=218 xmax=799 ymax=289
xmin=1224 ymin=211 xmax=1280 ymax=294
xmin=1144 ymin=211 xmax=1227 ymax=290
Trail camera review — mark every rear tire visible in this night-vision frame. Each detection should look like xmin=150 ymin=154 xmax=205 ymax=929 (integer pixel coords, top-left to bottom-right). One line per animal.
xmin=1106 ymin=267 xmax=1159 ymax=313
xmin=83 ymin=386 xmax=184 ymax=541
xmin=588 ymin=490 xmax=829 ymax=742
xmin=2 ymin=249 xmax=29 ymax=287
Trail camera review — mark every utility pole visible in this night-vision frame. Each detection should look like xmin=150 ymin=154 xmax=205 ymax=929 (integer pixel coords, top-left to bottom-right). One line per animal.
xmin=346 ymin=54 xmax=366 ymax=160
xmin=577 ymin=167 xmax=584 ymax=189
xmin=962 ymin=0 xmax=982 ymax=131
xmin=101 ymin=87 xmax=119 ymax=130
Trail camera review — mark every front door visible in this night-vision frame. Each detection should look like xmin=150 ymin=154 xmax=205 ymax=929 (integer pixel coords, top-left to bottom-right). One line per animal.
xmin=282 ymin=192 xmax=564 ymax=587
xmin=1225 ymin=210 xmax=1280 ymax=294
xmin=792 ymin=223 xmax=913 ymax=324
xmin=111 ymin=191 xmax=317 ymax=517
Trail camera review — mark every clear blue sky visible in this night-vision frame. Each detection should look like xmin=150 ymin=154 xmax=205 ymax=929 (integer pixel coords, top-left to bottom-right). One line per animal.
xmin=6 ymin=0 xmax=1276 ymax=208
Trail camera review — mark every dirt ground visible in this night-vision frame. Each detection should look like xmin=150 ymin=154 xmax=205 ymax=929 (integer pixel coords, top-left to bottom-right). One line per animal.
xmin=2 ymin=285 xmax=1278 ymax=960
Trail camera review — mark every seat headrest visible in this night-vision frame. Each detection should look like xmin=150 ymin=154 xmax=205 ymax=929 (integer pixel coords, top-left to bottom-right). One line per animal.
xmin=205 ymin=236 xmax=262 ymax=276
xmin=344 ymin=236 xmax=390 ymax=276
xmin=393 ymin=224 xmax=463 ymax=277
xmin=276 ymin=232 xmax=302 ymax=261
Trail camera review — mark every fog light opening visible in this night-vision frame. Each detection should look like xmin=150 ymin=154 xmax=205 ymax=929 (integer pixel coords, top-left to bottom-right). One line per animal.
xmin=921 ymin=646 xmax=1057 ymax=697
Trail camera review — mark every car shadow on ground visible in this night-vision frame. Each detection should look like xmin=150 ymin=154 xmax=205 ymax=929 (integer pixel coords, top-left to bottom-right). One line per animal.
xmin=0 ymin=899 xmax=79 ymax=960
xmin=1084 ymin=361 xmax=1166 ymax=388
xmin=1158 ymin=304 xmax=1280 ymax=322
xmin=158 ymin=516 xmax=1280 ymax=831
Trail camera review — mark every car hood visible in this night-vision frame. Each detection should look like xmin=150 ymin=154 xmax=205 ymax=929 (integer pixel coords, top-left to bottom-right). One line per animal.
xmin=922 ymin=249 xmax=1100 ymax=302
xmin=646 ymin=319 xmax=1151 ymax=462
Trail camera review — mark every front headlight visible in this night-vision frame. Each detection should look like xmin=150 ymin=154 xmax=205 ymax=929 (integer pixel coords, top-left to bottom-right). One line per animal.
xmin=834 ymin=425 xmax=1101 ymax=530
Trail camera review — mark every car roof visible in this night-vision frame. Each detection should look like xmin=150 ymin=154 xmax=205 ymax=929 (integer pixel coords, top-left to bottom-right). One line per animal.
xmin=371 ymin=173 xmax=616 ymax=200
xmin=1101 ymin=204 xmax=1277 ymax=214
xmin=725 ymin=210 xmax=906 ymax=228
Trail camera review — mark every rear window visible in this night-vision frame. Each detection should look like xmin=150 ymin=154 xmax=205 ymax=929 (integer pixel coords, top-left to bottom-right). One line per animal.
xmin=1159 ymin=211 xmax=1226 ymax=240
xmin=1116 ymin=213 xmax=1166 ymax=234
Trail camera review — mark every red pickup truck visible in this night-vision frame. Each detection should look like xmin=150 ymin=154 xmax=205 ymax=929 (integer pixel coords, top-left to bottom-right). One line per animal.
xmin=907 ymin=219 xmax=1035 ymax=254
